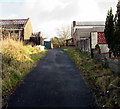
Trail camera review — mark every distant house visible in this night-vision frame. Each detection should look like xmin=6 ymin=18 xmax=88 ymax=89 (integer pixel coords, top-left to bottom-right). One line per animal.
xmin=0 ymin=18 xmax=32 ymax=41
xmin=30 ymin=32 xmax=42 ymax=45
xmin=71 ymin=21 xmax=109 ymax=53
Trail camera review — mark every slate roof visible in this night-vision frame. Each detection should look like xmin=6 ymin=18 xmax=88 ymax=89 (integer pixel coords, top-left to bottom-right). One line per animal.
xmin=0 ymin=19 xmax=28 ymax=29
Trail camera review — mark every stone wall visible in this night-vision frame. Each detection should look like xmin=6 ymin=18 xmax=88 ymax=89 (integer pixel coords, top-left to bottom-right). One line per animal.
xmin=93 ymin=50 xmax=120 ymax=74
xmin=107 ymin=59 xmax=120 ymax=74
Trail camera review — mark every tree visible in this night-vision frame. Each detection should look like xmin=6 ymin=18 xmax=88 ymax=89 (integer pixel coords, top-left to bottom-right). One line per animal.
xmin=104 ymin=8 xmax=115 ymax=53
xmin=51 ymin=37 xmax=59 ymax=47
xmin=114 ymin=1 xmax=120 ymax=57
xmin=56 ymin=26 xmax=71 ymax=47
xmin=105 ymin=1 xmax=120 ymax=57
xmin=51 ymin=37 xmax=66 ymax=48
xmin=56 ymin=26 xmax=71 ymax=39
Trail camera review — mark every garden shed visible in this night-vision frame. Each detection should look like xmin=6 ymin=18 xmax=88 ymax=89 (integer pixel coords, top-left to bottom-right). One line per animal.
xmin=44 ymin=38 xmax=52 ymax=49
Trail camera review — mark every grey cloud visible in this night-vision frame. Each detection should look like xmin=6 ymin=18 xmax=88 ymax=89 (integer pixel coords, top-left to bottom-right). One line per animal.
xmin=96 ymin=0 xmax=118 ymax=14
xmin=50 ymin=1 xmax=80 ymax=21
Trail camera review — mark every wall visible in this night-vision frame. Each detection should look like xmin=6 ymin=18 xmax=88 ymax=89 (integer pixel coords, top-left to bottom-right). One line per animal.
xmin=91 ymin=32 xmax=97 ymax=49
xmin=99 ymin=44 xmax=109 ymax=53
xmin=108 ymin=59 xmax=120 ymax=74
xmin=24 ymin=18 xmax=33 ymax=40
xmin=78 ymin=38 xmax=91 ymax=53
xmin=93 ymin=51 xmax=120 ymax=74
xmin=30 ymin=37 xmax=40 ymax=45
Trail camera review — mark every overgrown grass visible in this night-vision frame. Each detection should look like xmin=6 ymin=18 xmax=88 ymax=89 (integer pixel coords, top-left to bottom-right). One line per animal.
xmin=63 ymin=47 xmax=120 ymax=108
xmin=0 ymin=39 xmax=47 ymax=104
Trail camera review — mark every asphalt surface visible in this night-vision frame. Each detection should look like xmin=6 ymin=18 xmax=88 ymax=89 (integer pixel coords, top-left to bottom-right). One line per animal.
xmin=7 ymin=49 xmax=95 ymax=108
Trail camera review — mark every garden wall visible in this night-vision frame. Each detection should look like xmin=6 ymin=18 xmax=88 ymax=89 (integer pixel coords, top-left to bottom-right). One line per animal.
xmin=93 ymin=50 xmax=120 ymax=74
xmin=107 ymin=58 xmax=120 ymax=74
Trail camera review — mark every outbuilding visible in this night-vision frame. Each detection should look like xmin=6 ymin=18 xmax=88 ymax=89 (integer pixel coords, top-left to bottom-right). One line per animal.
xmin=0 ymin=18 xmax=32 ymax=41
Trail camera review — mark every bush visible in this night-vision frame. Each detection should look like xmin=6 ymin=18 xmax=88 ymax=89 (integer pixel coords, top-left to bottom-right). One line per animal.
xmin=0 ymin=39 xmax=47 ymax=103
xmin=95 ymin=44 xmax=100 ymax=50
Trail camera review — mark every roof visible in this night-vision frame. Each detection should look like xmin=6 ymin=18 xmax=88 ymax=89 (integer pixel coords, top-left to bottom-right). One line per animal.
xmin=66 ymin=37 xmax=73 ymax=41
xmin=32 ymin=32 xmax=41 ymax=37
xmin=75 ymin=26 xmax=105 ymax=32
xmin=73 ymin=21 xmax=105 ymax=34
xmin=76 ymin=21 xmax=105 ymax=26
xmin=0 ymin=18 xmax=28 ymax=29
xmin=44 ymin=38 xmax=50 ymax=41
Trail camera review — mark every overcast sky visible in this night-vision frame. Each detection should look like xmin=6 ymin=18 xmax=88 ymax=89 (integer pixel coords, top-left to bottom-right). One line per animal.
xmin=0 ymin=0 xmax=118 ymax=38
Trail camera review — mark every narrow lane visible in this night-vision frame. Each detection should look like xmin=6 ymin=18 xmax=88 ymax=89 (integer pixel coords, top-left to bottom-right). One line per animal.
xmin=7 ymin=49 xmax=95 ymax=108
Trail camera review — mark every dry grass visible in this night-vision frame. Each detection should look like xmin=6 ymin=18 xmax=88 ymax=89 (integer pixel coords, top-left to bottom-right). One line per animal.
xmin=0 ymin=39 xmax=47 ymax=103
xmin=63 ymin=47 xmax=120 ymax=108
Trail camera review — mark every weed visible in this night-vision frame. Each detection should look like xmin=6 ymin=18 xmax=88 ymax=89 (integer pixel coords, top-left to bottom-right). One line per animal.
xmin=1 ymin=39 xmax=47 ymax=104
xmin=55 ymin=53 xmax=61 ymax=56
xmin=63 ymin=47 xmax=120 ymax=107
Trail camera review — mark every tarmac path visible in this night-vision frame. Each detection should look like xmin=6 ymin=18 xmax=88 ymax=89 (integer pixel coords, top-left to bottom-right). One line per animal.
xmin=7 ymin=49 xmax=95 ymax=108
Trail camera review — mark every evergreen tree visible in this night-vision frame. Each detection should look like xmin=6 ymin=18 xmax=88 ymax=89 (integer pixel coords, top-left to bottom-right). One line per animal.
xmin=104 ymin=1 xmax=120 ymax=57
xmin=104 ymin=8 xmax=115 ymax=54
xmin=114 ymin=1 xmax=120 ymax=57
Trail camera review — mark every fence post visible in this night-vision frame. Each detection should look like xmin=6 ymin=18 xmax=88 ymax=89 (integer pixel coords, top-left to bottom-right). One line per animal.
xmin=109 ymin=50 xmax=112 ymax=58
xmin=91 ymin=49 xmax=94 ymax=58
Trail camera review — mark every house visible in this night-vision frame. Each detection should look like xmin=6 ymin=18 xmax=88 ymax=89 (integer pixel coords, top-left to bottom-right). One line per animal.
xmin=71 ymin=21 xmax=109 ymax=53
xmin=30 ymin=32 xmax=43 ymax=45
xmin=0 ymin=18 xmax=32 ymax=41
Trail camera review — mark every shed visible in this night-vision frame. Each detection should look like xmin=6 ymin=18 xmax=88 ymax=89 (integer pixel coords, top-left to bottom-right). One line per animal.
xmin=44 ymin=41 xmax=51 ymax=49
xmin=44 ymin=38 xmax=51 ymax=49
xmin=0 ymin=18 xmax=32 ymax=41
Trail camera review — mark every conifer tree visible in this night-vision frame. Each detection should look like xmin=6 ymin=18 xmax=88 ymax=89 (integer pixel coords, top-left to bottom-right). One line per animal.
xmin=104 ymin=8 xmax=115 ymax=54
xmin=114 ymin=1 xmax=120 ymax=57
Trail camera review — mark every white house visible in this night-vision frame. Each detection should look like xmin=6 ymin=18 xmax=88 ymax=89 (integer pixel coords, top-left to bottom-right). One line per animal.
xmin=71 ymin=21 xmax=109 ymax=53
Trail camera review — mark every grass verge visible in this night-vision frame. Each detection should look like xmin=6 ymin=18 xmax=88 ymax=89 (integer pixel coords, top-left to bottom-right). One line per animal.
xmin=0 ymin=39 xmax=47 ymax=105
xmin=62 ymin=47 xmax=120 ymax=108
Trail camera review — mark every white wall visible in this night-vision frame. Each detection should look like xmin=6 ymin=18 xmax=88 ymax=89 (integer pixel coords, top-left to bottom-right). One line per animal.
xmin=99 ymin=44 xmax=109 ymax=53
xmin=91 ymin=32 xmax=98 ymax=49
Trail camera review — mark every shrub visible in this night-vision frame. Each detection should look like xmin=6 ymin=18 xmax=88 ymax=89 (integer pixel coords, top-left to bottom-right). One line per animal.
xmin=95 ymin=44 xmax=100 ymax=50
xmin=63 ymin=47 xmax=120 ymax=107
xmin=0 ymin=39 xmax=47 ymax=103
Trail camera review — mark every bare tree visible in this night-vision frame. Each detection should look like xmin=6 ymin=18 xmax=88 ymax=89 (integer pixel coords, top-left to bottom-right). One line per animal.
xmin=51 ymin=26 xmax=71 ymax=48
xmin=56 ymin=25 xmax=71 ymax=40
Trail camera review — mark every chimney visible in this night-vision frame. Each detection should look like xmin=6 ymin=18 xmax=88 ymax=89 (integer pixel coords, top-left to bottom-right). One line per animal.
xmin=73 ymin=21 xmax=76 ymax=27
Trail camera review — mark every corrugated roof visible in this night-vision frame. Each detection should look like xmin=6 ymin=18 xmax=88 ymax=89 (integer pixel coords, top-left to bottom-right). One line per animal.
xmin=76 ymin=21 xmax=105 ymax=26
xmin=0 ymin=19 xmax=28 ymax=29
xmin=0 ymin=19 xmax=27 ymax=25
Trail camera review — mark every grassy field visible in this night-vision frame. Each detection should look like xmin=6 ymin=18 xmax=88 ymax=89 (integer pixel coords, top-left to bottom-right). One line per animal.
xmin=63 ymin=47 xmax=120 ymax=108
xmin=0 ymin=39 xmax=47 ymax=104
